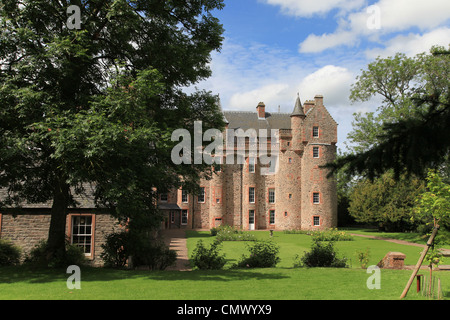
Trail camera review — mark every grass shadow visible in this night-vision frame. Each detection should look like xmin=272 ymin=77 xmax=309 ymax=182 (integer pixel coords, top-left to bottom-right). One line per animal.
xmin=0 ymin=264 xmax=290 ymax=285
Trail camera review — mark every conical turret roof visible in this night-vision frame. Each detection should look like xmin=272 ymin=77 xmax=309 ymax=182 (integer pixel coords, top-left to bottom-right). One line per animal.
xmin=290 ymin=93 xmax=305 ymax=117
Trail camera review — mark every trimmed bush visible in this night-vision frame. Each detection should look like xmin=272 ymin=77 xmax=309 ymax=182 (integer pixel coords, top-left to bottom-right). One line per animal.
xmin=191 ymin=239 xmax=226 ymax=270
xmin=294 ymin=240 xmax=349 ymax=268
xmin=236 ymin=240 xmax=280 ymax=268
xmin=0 ymin=239 xmax=21 ymax=266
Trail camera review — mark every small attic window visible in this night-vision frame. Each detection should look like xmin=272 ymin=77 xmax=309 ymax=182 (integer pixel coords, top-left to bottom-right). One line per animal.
xmin=313 ymin=126 xmax=319 ymax=138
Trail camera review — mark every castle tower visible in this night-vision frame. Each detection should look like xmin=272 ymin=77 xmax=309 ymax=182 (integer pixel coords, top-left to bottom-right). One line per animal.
xmin=272 ymin=94 xmax=306 ymax=230
xmin=300 ymin=95 xmax=338 ymax=230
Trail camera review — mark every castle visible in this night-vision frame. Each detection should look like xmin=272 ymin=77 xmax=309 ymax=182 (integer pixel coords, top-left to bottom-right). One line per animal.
xmin=161 ymin=94 xmax=338 ymax=231
xmin=0 ymin=94 xmax=337 ymax=265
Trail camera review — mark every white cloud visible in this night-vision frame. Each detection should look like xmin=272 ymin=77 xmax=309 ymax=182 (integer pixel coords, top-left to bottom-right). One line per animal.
xmin=368 ymin=0 xmax=450 ymax=31
xmin=299 ymin=31 xmax=357 ymax=53
xmin=297 ymin=0 xmax=450 ymax=53
xmin=229 ymin=83 xmax=291 ymax=110
xmin=193 ymin=39 xmax=311 ymax=112
xmin=299 ymin=65 xmax=355 ymax=106
xmin=365 ymin=27 xmax=450 ymax=58
xmin=262 ymin=0 xmax=365 ymax=17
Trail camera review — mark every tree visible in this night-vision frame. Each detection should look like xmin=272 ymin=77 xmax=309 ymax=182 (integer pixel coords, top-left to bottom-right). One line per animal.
xmin=414 ymin=170 xmax=450 ymax=230
xmin=327 ymin=46 xmax=450 ymax=180
xmin=348 ymin=171 xmax=425 ymax=231
xmin=400 ymin=170 xmax=450 ymax=299
xmin=0 ymin=1 xmax=225 ymax=264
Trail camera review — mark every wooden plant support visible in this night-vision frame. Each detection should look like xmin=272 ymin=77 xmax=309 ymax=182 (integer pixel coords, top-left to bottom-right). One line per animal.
xmin=400 ymin=226 xmax=439 ymax=299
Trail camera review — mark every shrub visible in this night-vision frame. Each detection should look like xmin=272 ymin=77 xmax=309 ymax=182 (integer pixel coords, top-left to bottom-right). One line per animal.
xmin=210 ymin=227 xmax=219 ymax=236
xmin=101 ymin=231 xmax=177 ymax=270
xmin=101 ymin=231 xmax=131 ymax=268
xmin=132 ymin=240 xmax=177 ymax=270
xmin=25 ymin=239 xmax=86 ymax=267
xmin=310 ymin=228 xmax=353 ymax=241
xmin=0 ymin=239 xmax=21 ymax=266
xmin=295 ymin=240 xmax=349 ymax=268
xmin=236 ymin=240 xmax=280 ymax=268
xmin=356 ymin=248 xmax=370 ymax=269
xmin=191 ymin=239 xmax=226 ymax=270
xmin=215 ymin=225 xmax=256 ymax=241
xmin=283 ymin=229 xmax=307 ymax=234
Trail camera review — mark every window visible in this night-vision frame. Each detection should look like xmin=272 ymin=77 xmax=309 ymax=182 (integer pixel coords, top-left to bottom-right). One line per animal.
xmin=198 ymin=187 xmax=205 ymax=203
xmin=313 ymin=192 xmax=320 ymax=204
xmin=249 ymin=187 xmax=255 ymax=203
xmin=249 ymin=210 xmax=255 ymax=224
xmin=249 ymin=157 xmax=255 ymax=173
xmin=284 ymin=211 xmax=288 ymax=217
xmin=313 ymin=126 xmax=319 ymax=138
xmin=182 ymin=189 xmax=188 ymax=203
xmin=313 ymin=146 xmax=319 ymax=158
xmin=313 ymin=216 xmax=320 ymax=226
xmin=181 ymin=210 xmax=188 ymax=225
xmin=268 ymin=188 xmax=275 ymax=204
xmin=160 ymin=193 xmax=168 ymax=202
xmin=269 ymin=210 xmax=275 ymax=225
xmin=71 ymin=215 xmax=93 ymax=256
xmin=214 ymin=186 xmax=222 ymax=204
xmin=288 ymin=158 xmax=292 ymax=163
xmin=289 ymin=194 xmax=292 ymax=199
xmin=287 ymin=141 xmax=290 ymax=146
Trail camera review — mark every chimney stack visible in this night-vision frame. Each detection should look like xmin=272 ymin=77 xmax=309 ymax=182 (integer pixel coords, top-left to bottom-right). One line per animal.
xmin=314 ymin=95 xmax=323 ymax=107
xmin=257 ymin=102 xmax=266 ymax=119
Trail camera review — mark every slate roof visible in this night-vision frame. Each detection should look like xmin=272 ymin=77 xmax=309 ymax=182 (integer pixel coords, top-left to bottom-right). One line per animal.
xmin=223 ymin=111 xmax=292 ymax=133
xmin=0 ymin=183 xmax=97 ymax=209
xmin=223 ymin=94 xmax=307 ymax=134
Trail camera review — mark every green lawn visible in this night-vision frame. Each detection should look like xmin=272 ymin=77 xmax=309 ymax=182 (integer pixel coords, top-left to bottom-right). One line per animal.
xmin=0 ymin=229 xmax=449 ymax=300
xmin=186 ymin=230 xmax=449 ymax=268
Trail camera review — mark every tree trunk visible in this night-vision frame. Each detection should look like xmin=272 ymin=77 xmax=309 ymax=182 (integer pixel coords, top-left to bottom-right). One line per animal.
xmin=46 ymin=178 xmax=70 ymax=265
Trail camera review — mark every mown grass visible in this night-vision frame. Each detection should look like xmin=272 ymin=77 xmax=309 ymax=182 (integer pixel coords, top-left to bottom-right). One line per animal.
xmin=0 ymin=229 xmax=449 ymax=300
xmin=1 ymin=264 xmax=448 ymax=300
xmin=186 ymin=230 xmax=449 ymax=268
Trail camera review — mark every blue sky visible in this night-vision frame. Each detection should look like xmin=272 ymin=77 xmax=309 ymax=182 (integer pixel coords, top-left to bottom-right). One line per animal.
xmin=193 ymin=0 xmax=450 ymax=151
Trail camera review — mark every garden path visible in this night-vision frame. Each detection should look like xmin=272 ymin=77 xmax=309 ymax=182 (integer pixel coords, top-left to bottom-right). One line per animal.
xmin=160 ymin=228 xmax=191 ymax=271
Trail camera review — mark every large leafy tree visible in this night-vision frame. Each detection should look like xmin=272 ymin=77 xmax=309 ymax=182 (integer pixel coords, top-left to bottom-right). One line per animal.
xmin=0 ymin=0 xmax=225 ymax=263
xmin=328 ymin=46 xmax=450 ymax=180
xmin=348 ymin=171 xmax=425 ymax=231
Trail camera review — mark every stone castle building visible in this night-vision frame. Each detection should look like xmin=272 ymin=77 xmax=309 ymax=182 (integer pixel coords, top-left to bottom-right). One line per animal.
xmin=0 ymin=94 xmax=337 ymax=265
xmin=162 ymin=94 xmax=338 ymax=231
